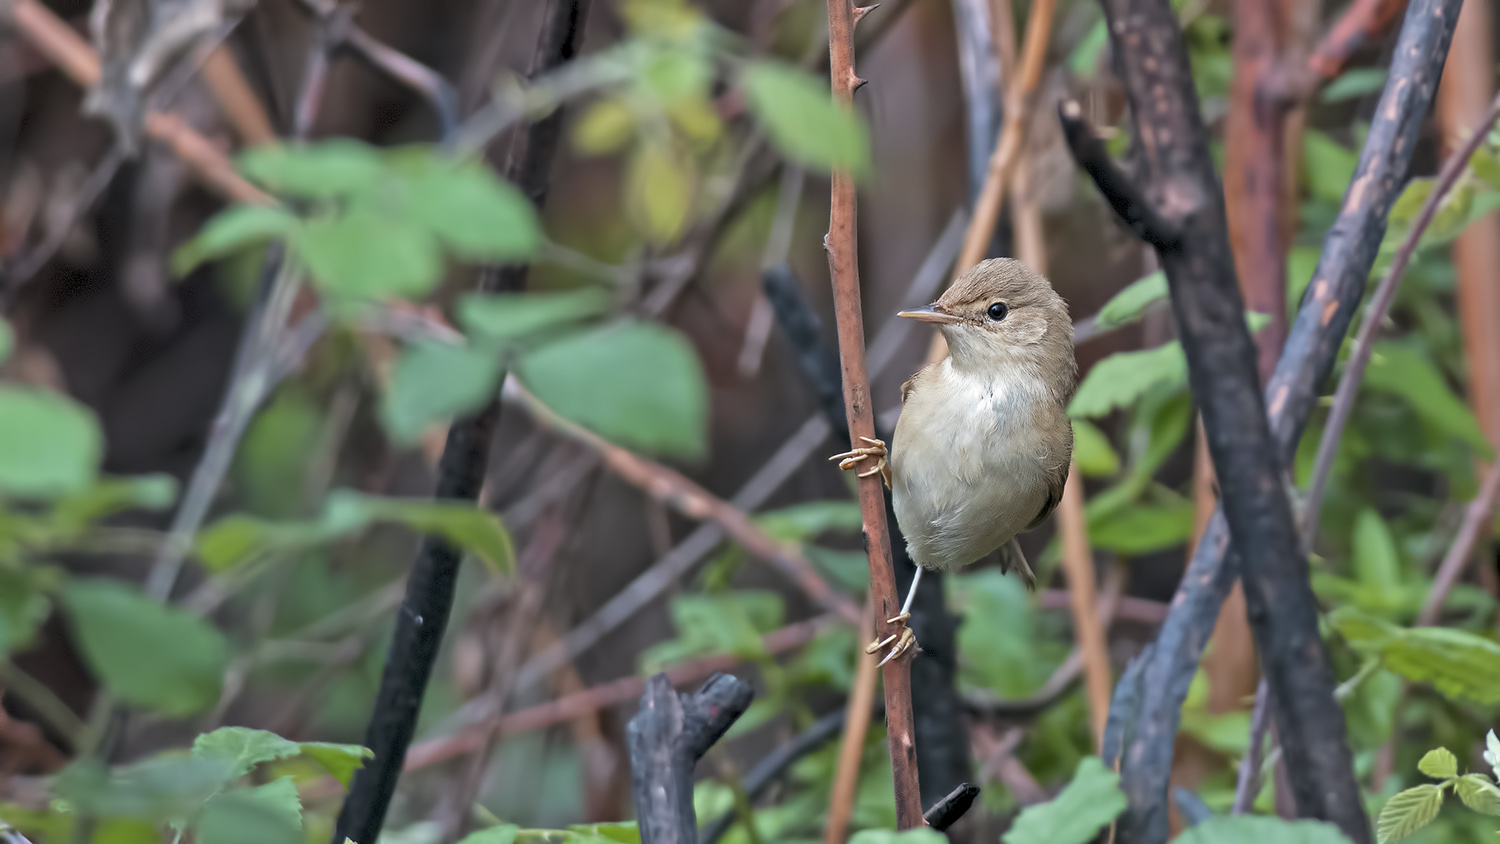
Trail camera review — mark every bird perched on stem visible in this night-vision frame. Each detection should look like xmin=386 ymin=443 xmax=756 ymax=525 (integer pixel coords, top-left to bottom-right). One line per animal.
xmin=832 ymin=258 xmax=1077 ymax=664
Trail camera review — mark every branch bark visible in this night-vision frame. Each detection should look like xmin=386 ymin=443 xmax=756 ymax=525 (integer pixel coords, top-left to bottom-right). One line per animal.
xmin=1067 ymin=0 xmax=1461 ymax=840
xmin=822 ymin=0 xmax=923 ymax=828
xmin=628 ymin=674 xmax=754 ymax=844
xmin=1070 ymin=0 xmax=1372 ymax=839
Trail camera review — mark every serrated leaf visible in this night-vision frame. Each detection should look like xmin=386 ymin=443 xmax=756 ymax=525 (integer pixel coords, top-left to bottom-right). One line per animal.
xmin=458 ymin=289 xmax=613 ymax=342
xmin=404 ymin=162 xmax=540 ymax=262
xmin=61 ymin=579 xmax=227 ymax=717
xmin=172 ymin=206 xmax=296 ymax=276
xmin=55 ymin=756 xmax=234 ymax=821
xmin=627 ymin=142 xmax=694 ymax=244
xmin=193 ymin=728 xmax=301 ymax=779
xmin=1352 ymin=508 xmax=1402 ymax=591
xmin=1071 ymin=418 xmax=1120 ymax=477
xmin=1068 ymin=342 xmax=1188 ymax=419
xmin=195 ymin=777 xmax=301 ymax=844
xmin=0 ymin=386 xmax=103 ymax=499
xmin=1002 ymin=757 xmax=1127 ymax=844
xmin=1376 ymin=783 xmax=1444 ymax=843
xmin=380 ymin=342 xmax=503 ymax=444
xmin=1096 ymin=271 xmax=1167 ymax=329
xmin=742 ymin=61 xmax=870 ymax=175
xmin=1177 ymin=815 xmax=1353 ymax=844
xmin=1383 ymin=626 xmax=1500 ymax=705
xmin=1417 ymin=747 xmax=1458 ymax=780
xmin=1454 ymin=774 xmax=1500 ymax=815
xmin=520 ymin=321 xmax=708 ymax=458
xmin=296 ymin=743 xmax=373 ymax=788
xmin=573 ymin=99 xmax=636 ymax=154
xmin=239 ymin=141 xmax=384 ymax=198
xmin=456 ymin=826 xmax=519 ymax=844
xmin=297 ymin=210 xmax=443 ymax=300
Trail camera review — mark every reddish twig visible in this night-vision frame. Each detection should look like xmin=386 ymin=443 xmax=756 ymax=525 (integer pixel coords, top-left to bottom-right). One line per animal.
xmin=822 ymin=0 xmax=923 ymax=828
xmin=1418 ymin=458 xmax=1500 ymax=625
xmin=1303 ymin=90 xmax=1500 ymax=538
xmin=823 ymin=598 xmax=878 ymax=844
xmin=1305 ymin=0 xmax=1409 ymax=89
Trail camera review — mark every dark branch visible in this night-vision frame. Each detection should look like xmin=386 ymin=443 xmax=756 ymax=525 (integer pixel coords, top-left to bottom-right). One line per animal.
xmin=1083 ymin=0 xmax=1376 ymax=840
xmin=924 ymin=783 xmax=981 ymax=831
xmin=1057 ymin=99 xmax=1181 ymax=250
xmin=628 ymin=674 xmax=754 ymax=844
xmin=1082 ymin=1 xmax=1461 ymax=842
xmin=330 ymin=3 xmax=591 ymax=843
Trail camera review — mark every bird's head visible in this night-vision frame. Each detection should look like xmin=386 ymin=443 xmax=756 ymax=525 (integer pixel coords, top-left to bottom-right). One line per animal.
xmin=899 ymin=258 xmax=1074 ymax=374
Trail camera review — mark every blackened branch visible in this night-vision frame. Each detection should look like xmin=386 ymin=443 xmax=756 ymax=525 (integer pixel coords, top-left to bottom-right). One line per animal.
xmin=1057 ymin=100 xmax=1181 ymax=250
xmin=628 ymin=674 xmax=754 ymax=844
xmin=1077 ymin=0 xmax=1461 ymax=842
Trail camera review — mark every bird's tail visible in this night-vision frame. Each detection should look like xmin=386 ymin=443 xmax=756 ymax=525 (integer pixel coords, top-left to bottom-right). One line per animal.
xmin=999 ymin=538 xmax=1037 ymax=591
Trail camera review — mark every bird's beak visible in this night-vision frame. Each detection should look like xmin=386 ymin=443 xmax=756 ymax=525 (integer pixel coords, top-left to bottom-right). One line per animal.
xmin=897 ymin=305 xmax=963 ymax=324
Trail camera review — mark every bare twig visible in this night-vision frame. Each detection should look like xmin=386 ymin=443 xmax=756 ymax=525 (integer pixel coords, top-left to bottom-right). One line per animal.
xmin=1058 ymin=464 xmax=1109 ymax=748
xmin=1418 ymin=458 xmax=1500 ymax=625
xmin=1231 ymin=677 xmax=1272 ymax=814
xmin=1304 ymin=90 xmax=1500 ymax=538
xmin=823 ymin=0 xmax=922 ymax=826
xmin=824 ymin=598 xmax=879 ymax=844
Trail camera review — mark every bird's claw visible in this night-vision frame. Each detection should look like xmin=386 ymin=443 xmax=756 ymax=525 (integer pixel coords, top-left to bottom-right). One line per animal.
xmin=830 ymin=436 xmax=892 ymax=489
xmin=865 ymin=611 xmax=918 ymax=666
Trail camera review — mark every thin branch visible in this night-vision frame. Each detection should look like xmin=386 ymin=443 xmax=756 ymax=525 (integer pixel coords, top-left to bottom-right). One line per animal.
xmin=1078 ymin=0 xmax=1369 ymax=839
xmin=923 ymin=783 xmax=981 ymax=832
xmin=0 ymin=663 xmax=87 ymax=752
xmin=1418 ymin=457 xmax=1500 ymax=625
xmin=1058 ymin=465 xmax=1109 ymax=748
xmin=1304 ymin=89 xmax=1500 ymax=538
xmin=1056 ymin=101 xmax=1179 ymax=248
xmin=1231 ymin=677 xmax=1272 ymax=814
xmin=823 ymin=0 xmax=922 ymax=826
xmin=824 ymin=599 xmax=879 ymax=844
xmin=508 ymin=382 xmax=862 ymax=626
xmin=706 ymin=709 xmax=850 ymax=844
xmin=1081 ymin=1 xmax=1460 ymax=841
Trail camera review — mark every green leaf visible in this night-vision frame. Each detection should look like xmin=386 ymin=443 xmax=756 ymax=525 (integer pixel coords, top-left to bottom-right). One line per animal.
xmin=0 ymin=317 xmax=12 ymax=366
xmin=1087 ymin=499 xmax=1194 ymax=554
xmin=1095 ymin=271 xmax=1167 ymax=329
xmin=627 ymin=142 xmax=694 ymax=244
xmin=404 ymin=162 xmax=540 ymax=262
xmin=1364 ymin=342 xmax=1492 ymax=455
xmin=1002 ymin=757 xmax=1126 ymax=844
xmin=1304 ymin=129 xmax=1359 ymax=205
xmin=1390 ymin=178 xmax=1433 ymax=225
xmin=1177 ymin=816 xmax=1354 ymax=844
xmin=55 ymin=756 xmax=233 ymax=821
xmin=195 ymin=777 xmax=302 ymax=844
xmin=192 ymin=728 xmax=301 ymax=779
xmin=1352 ymin=508 xmax=1402 ymax=591
xmin=848 ymin=830 xmax=946 ymax=843
xmin=239 ymin=140 xmax=384 ymax=198
xmin=295 ymin=742 xmax=373 ymax=788
xmin=172 ymin=206 xmax=296 ymax=276
xmin=1418 ymin=747 xmax=1459 ymax=780
xmin=753 ymin=500 xmax=863 ymax=542
xmin=566 ymin=822 xmax=639 ymax=843
xmin=520 ymin=321 xmax=708 ymax=458
xmin=1376 ymin=783 xmax=1445 ymax=844
xmin=456 ymin=826 xmax=520 ymax=844
xmin=1383 ymin=627 xmax=1500 ymax=705
xmin=0 ymin=386 xmax=103 ymax=498
xmin=1454 ymin=774 xmax=1500 ymax=816
xmin=458 ymin=289 xmax=613 ymax=342
xmin=61 ymin=579 xmax=228 ymax=717
xmin=50 ymin=475 xmax=177 ymax=535
xmin=742 ymin=61 xmax=870 ymax=175
xmin=1068 ymin=342 xmax=1188 ymax=419
xmin=573 ymin=99 xmax=637 ymax=154
xmin=198 ymin=490 xmax=514 ymax=575
xmin=1471 ymin=148 xmax=1500 ymax=190
xmin=0 ymin=567 xmax=53 ymax=655
xmin=1321 ymin=68 xmax=1389 ymax=103
xmin=297 ymin=209 xmax=443 ymax=300
xmin=641 ymin=590 xmax=784 ymax=670
xmin=1068 ymin=18 xmax=1108 ymax=75
xmin=1071 ymin=418 xmax=1120 ymax=477
xmin=380 ymin=342 xmax=503 ymax=444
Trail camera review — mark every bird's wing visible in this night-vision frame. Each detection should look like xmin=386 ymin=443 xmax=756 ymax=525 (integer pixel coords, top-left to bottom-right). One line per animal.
xmin=1025 ymin=461 xmax=1069 ymax=531
xmin=900 ymin=375 xmax=916 ymax=405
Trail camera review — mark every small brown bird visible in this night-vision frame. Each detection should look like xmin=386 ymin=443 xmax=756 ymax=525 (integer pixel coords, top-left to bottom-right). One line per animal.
xmin=832 ymin=258 xmax=1077 ymax=664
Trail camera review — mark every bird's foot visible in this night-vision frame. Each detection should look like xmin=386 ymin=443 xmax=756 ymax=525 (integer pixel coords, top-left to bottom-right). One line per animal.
xmin=830 ymin=436 xmax=892 ymax=489
xmin=865 ymin=611 xmax=918 ymax=666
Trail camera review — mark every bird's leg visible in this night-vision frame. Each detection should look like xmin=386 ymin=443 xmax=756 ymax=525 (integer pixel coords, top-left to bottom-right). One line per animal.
xmin=866 ymin=566 xmax=921 ymax=666
xmin=829 ymin=436 xmax=892 ymax=489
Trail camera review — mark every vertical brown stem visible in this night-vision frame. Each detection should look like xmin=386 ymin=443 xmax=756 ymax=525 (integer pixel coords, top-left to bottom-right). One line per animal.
xmin=824 ymin=599 xmax=879 ymax=843
xmin=822 ymin=0 xmax=924 ymax=829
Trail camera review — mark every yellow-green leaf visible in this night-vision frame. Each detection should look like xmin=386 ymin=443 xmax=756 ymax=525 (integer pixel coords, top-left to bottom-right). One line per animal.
xmin=627 ymin=142 xmax=694 ymax=244
xmin=1418 ymin=747 xmax=1458 ymax=780
xmin=1376 ymin=783 xmax=1444 ymax=844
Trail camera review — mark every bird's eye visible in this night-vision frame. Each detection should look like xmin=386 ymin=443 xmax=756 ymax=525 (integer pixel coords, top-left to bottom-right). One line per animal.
xmin=987 ymin=302 xmax=1008 ymax=321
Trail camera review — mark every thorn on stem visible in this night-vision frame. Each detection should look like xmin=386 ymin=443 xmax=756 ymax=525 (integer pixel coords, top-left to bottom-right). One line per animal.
xmin=853 ymin=3 xmax=880 ymax=25
xmin=852 ymin=75 xmax=869 ymax=93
